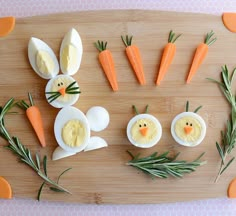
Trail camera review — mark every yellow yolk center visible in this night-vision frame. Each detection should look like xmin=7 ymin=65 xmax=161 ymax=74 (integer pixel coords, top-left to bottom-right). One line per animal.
xmin=62 ymin=119 xmax=86 ymax=147
xmin=36 ymin=50 xmax=55 ymax=76
xmin=61 ymin=44 xmax=78 ymax=73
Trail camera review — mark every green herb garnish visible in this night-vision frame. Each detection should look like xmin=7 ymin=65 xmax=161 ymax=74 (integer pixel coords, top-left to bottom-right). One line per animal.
xmin=207 ymin=65 xmax=236 ymax=182
xmin=0 ymin=98 xmax=71 ymax=200
xmin=127 ymin=151 xmax=206 ymax=178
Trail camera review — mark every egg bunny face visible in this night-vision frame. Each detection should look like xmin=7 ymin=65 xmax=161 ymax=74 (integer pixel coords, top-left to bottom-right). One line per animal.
xmin=171 ymin=101 xmax=206 ymax=147
xmin=126 ymin=105 xmax=162 ymax=148
xmin=28 ymin=28 xmax=82 ymax=108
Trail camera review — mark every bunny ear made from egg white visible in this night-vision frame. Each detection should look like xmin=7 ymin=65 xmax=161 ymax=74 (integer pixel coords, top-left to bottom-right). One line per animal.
xmin=60 ymin=28 xmax=83 ymax=76
xmin=28 ymin=37 xmax=60 ymax=79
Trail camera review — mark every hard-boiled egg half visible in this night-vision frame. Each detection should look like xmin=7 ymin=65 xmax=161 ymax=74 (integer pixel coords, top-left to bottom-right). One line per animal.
xmin=171 ymin=111 xmax=206 ymax=147
xmin=54 ymin=106 xmax=90 ymax=153
xmin=127 ymin=112 xmax=162 ymax=148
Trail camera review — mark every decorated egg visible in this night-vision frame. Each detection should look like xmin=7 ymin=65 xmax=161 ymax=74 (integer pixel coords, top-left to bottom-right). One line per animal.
xmin=54 ymin=106 xmax=90 ymax=153
xmin=126 ymin=106 xmax=162 ymax=148
xmin=171 ymin=102 xmax=206 ymax=147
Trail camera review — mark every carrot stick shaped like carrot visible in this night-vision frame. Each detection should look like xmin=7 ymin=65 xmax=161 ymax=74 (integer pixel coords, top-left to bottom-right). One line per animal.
xmin=186 ymin=30 xmax=216 ymax=83
xmin=94 ymin=40 xmax=118 ymax=91
xmin=121 ymin=35 xmax=146 ymax=85
xmin=17 ymin=93 xmax=46 ymax=147
xmin=156 ymin=30 xmax=181 ymax=85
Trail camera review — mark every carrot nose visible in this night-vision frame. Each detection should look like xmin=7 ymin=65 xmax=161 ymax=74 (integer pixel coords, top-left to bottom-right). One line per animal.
xmin=184 ymin=126 xmax=193 ymax=134
xmin=139 ymin=127 xmax=148 ymax=136
xmin=58 ymin=87 xmax=66 ymax=96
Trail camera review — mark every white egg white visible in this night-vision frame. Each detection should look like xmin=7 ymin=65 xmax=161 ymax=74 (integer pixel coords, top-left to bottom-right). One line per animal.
xmin=84 ymin=136 xmax=108 ymax=152
xmin=127 ymin=114 xmax=162 ymax=148
xmin=52 ymin=146 xmax=76 ymax=161
xmin=45 ymin=74 xmax=80 ymax=108
xmin=171 ymin=112 xmax=206 ymax=147
xmin=54 ymin=106 xmax=90 ymax=153
xmin=60 ymin=28 xmax=83 ymax=76
xmin=28 ymin=37 xmax=59 ymax=79
xmin=86 ymin=106 xmax=110 ymax=132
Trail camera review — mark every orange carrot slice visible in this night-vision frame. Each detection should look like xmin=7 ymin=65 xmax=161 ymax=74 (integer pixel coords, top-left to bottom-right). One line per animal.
xmin=95 ymin=40 xmax=118 ymax=91
xmin=0 ymin=17 xmax=15 ymax=37
xmin=17 ymin=93 xmax=46 ymax=147
xmin=0 ymin=176 xmax=12 ymax=199
xmin=228 ymin=177 xmax=236 ymax=198
xmin=121 ymin=35 xmax=146 ymax=85
xmin=222 ymin=13 xmax=236 ymax=33
xmin=186 ymin=30 xmax=216 ymax=83
xmin=156 ymin=30 xmax=181 ymax=85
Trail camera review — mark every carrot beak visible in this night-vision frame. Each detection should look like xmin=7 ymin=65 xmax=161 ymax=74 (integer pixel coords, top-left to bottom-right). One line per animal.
xmin=58 ymin=87 xmax=66 ymax=96
xmin=139 ymin=127 xmax=148 ymax=136
xmin=184 ymin=126 xmax=193 ymax=134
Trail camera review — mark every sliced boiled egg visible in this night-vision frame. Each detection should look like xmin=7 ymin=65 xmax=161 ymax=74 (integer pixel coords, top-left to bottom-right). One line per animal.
xmin=28 ymin=37 xmax=59 ymax=79
xmin=52 ymin=146 xmax=76 ymax=161
xmin=60 ymin=28 xmax=83 ymax=76
xmin=84 ymin=136 xmax=108 ymax=152
xmin=127 ymin=114 xmax=162 ymax=148
xmin=171 ymin=112 xmax=206 ymax=147
xmin=86 ymin=106 xmax=110 ymax=132
xmin=54 ymin=106 xmax=90 ymax=153
xmin=45 ymin=74 xmax=80 ymax=108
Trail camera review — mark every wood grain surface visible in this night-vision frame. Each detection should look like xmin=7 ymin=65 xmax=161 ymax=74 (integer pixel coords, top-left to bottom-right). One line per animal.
xmin=0 ymin=10 xmax=235 ymax=204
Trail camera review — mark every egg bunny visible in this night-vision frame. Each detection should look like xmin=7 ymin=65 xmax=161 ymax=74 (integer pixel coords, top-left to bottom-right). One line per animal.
xmin=28 ymin=29 xmax=109 ymax=160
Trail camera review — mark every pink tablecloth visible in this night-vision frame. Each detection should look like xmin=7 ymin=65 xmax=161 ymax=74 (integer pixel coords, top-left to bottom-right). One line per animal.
xmin=1 ymin=0 xmax=236 ymax=215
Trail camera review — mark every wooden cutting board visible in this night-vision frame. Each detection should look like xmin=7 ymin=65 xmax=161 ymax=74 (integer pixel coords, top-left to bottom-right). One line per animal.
xmin=0 ymin=10 xmax=235 ymax=204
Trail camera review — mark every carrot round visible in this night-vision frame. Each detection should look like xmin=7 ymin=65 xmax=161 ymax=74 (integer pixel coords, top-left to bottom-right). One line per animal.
xmin=228 ymin=177 xmax=236 ymax=198
xmin=186 ymin=30 xmax=216 ymax=84
xmin=222 ymin=13 xmax=236 ymax=33
xmin=156 ymin=30 xmax=181 ymax=85
xmin=17 ymin=93 xmax=46 ymax=147
xmin=0 ymin=16 xmax=15 ymax=37
xmin=95 ymin=40 xmax=118 ymax=91
xmin=0 ymin=176 xmax=12 ymax=199
xmin=121 ymin=35 xmax=146 ymax=85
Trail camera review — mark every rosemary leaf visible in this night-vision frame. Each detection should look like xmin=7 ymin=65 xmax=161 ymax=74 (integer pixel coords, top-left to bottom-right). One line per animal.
xmin=57 ymin=168 xmax=72 ymax=184
xmin=43 ymin=156 xmax=47 ymax=177
xmin=37 ymin=182 xmax=45 ymax=201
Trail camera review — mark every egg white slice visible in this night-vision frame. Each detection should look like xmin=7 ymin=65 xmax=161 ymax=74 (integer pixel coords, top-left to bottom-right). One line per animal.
xmin=60 ymin=28 xmax=83 ymax=76
xmin=127 ymin=114 xmax=162 ymax=148
xmin=84 ymin=136 xmax=108 ymax=152
xmin=171 ymin=112 xmax=206 ymax=147
xmin=86 ymin=106 xmax=110 ymax=132
xmin=45 ymin=74 xmax=80 ymax=108
xmin=28 ymin=37 xmax=59 ymax=79
xmin=52 ymin=146 xmax=76 ymax=161
xmin=54 ymin=106 xmax=90 ymax=153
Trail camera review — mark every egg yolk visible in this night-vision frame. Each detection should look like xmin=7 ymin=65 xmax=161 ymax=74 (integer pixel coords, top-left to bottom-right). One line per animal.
xmin=131 ymin=118 xmax=158 ymax=145
xmin=174 ymin=116 xmax=202 ymax=143
xmin=36 ymin=50 xmax=55 ymax=76
xmin=61 ymin=44 xmax=78 ymax=73
xmin=62 ymin=119 xmax=86 ymax=147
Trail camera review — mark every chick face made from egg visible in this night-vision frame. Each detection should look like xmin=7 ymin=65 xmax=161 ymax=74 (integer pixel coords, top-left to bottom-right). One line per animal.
xmin=127 ymin=106 xmax=162 ymax=148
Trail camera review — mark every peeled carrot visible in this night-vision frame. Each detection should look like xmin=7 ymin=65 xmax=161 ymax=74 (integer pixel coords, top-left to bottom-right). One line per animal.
xmin=156 ymin=30 xmax=181 ymax=85
xmin=0 ymin=16 xmax=15 ymax=37
xmin=121 ymin=35 xmax=146 ymax=85
xmin=94 ymin=40 xmax=118 ymax=91
xmin=17 ymin=93 xmax=46 ymax=147
xmin=186 ymin=30 xmax=216 ymax=83
xmin=0 ymin=176 xmax=12 ymax=199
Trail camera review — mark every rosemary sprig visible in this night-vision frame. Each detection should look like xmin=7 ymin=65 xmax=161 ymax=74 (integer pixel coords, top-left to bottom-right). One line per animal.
xmin=94 ymin=40 xmax=108 ymax=52
xmin=0 ymin=98 xmax=71 ymax=200
xmin=204 ymin=30 xmax=217 ymax=46
xmin=207 ymin=65 xmax=236 ymax=182
xmin=127 ymin=151 xmax=206 ymax=178
xmin=168 ymin=30 xmax=181 ymax=43
xmin=121 ymin=35 xmax=133 ymax=47
xmin=45 ymin=81 xmax=81 ymax=103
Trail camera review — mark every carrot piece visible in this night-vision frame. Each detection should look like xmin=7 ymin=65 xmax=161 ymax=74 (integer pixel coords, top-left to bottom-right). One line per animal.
xmin=186 ymin=30 xmax=216 ymax=83
xmin=121 ymin=35 xmax=146 ymax=85
xmin=228 ymin=177 xmax=236 ymax=198
xmin=0 ymin=16 xmax=15 ymax=37
xmin=156 ymin=30 xmax=181 ymax=85
xmin=94 ymin=40 xmax=118 ymax=91
xmin=17 ymin=93 xmax=46 ymax=147
xmin=222 ymin=13 xmax=236 ymax=33
xmin=0 ymin=176 xmax=12 ymax=199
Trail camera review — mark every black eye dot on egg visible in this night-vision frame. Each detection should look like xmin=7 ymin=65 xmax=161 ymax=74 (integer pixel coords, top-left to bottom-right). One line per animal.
xmin=186 ymin=122 xmax=189 ymax=125
xmin=61 ymin=82 xmax=63 ymax=85
xmin=144 ymin=123 xmax=147 ymax=127
xmin=57 ymin=83 xmax=60 ymax=87
xmin=190 ymin=123 xmax=193 ymax=126
xmin=139 ymin=124 xmax=142 ymax=127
